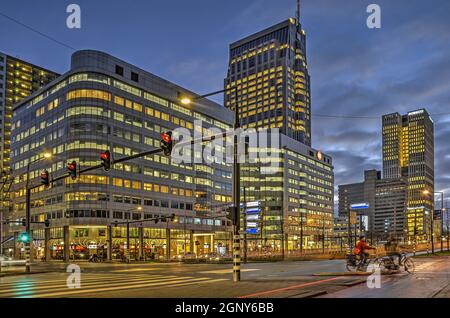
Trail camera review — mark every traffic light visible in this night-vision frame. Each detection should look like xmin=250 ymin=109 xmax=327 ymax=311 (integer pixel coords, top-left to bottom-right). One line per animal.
xmin=44 ymin=219 xmax=50 ymax=227
xmin=67 ymin=161 xmax=77 ymax=180
xmin=169 ymin=213 xmax=176 ymax=222
xmin=226 ymin=206 xmax=237 ymax=225
xmin=21 ymin=218 xmax=26 ymax=226
xmin=100 ymin=150 xmax=111 ymax=171
xmin=18 ymin=232 xmax=30 ymax=243
xmin=67 ymin=161 xmax=77 ymax=179
xmin=160 ymin=131 xmax=173 ymax=156
xmin=40 ymin=169 xmax=50 ymax=187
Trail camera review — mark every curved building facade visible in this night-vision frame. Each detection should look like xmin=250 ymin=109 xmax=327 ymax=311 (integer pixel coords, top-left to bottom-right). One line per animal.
xmin=8 ymin=50 xmax=233 ymax=261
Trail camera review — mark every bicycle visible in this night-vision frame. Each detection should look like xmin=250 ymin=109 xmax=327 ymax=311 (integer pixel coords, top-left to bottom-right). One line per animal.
xmin=346 ymin=253 xmax=374 ymax=272
xmin=374 ymin=252 xmax=415 ymax=274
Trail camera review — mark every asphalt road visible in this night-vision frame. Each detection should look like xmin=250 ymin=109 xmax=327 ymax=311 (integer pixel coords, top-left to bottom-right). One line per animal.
xmin=1 ymin=256 xmax=449 ymax=298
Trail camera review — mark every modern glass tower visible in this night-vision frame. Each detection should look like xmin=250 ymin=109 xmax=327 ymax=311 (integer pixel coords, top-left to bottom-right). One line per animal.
xmin=224 ymin=18 xmax=311 ymax=146
xmin=382 ymin=109 xmax=435 ymax=239
xmin=223 ymin=17 xmax=334 ymax=252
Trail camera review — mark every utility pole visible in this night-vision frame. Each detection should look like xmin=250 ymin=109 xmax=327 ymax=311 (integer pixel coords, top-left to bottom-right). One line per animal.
xmin=347 ymin=209 xmax=351 ymax=253
xmin=300 ymin=212 xmax=304 ymax=255
xmin=232 ymin=86 xmax=241 ymax=283
xmin=322 ymin=216 xmax=325 ymax=254
xmin=446 ymin=200 xmax=449 ymax=252
xmin=126 ymin=221 xmax=130 ymax=263
xmin=243 ymin=187 xmax=247 ymax=263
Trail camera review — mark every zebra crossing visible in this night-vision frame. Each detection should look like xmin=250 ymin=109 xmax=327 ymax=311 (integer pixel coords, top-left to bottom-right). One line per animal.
xmin=0 ymin=272 xmax=228 ymax=298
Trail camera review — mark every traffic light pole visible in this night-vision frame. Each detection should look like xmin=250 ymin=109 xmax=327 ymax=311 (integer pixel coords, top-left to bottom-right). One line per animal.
xmin=25 ymin=162 xmax=32 ymax=273
xmin=232 ymin=87 xmax=241 ymax=283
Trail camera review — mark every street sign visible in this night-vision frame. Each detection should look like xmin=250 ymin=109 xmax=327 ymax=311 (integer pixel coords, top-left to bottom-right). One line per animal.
xmin=244 ymin=201 xmax=261 ymax=235
xmin=245 ymin=207 xmax=261 ymax=214
xmin=246 ymin=228 xmax=258 ymax=235
xmin=351 ymin=203 xmax=369 ymax=210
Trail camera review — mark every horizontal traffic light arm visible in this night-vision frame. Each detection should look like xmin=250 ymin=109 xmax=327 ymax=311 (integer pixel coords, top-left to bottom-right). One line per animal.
xmin=112 ymin=215 xmax=174 ymax=226
xmin=26 ymin=130 xmax=232 ymax=190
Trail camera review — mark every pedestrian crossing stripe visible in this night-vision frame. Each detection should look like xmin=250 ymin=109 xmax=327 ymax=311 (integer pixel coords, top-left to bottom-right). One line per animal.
xmin=0 ymin=274 xmax=228 ymax=298
xmin=0 ymin=275 xmax=175 ymax=295
xmin=111 ymin=268 xmax=162 ymax=272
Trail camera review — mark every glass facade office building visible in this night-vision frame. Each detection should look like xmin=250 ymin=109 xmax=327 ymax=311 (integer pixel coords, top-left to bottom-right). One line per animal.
xmin=224 ymin=18 xmax=311 ymax=146
xmin=224 ymin=19 xmax=334 ymax=252
xmin=8 ymin=50 xmax=233 ymax=261
xmin=382 ymin=109 xmax=434 ymax=239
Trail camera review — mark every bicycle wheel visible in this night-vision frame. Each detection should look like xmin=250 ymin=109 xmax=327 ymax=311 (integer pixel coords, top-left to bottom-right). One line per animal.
xmin=375 ymin=258 xmax=392 ymax=274
xmin=403 ymin=257 xmax=415 ymax=274
xmin=346 ymin=262 xmax=357 ymax=272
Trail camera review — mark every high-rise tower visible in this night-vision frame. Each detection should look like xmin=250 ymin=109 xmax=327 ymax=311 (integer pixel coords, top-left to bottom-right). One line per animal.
xmin=382 ymin=109 xmax=434 ymax=238
xmin=224 ymin=18 xmax=311 ymax=145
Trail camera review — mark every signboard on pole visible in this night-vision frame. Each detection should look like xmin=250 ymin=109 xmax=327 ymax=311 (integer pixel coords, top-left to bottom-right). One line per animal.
xmin=244 ymin=201 xmax=261 ymax=234
xmin=350 ymin=203 xmax=369 ymax=210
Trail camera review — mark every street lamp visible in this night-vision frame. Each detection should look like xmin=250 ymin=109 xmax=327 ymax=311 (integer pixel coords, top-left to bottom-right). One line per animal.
xmin=420 ymin=190 xmax=435 ymax=254
xmin=179 ymin=85 xmax=241 ymax=282
xmin=124 ymin=206 xmax=143 ymax=263
xmin=434 ymin=191 xmax=445 ymax=252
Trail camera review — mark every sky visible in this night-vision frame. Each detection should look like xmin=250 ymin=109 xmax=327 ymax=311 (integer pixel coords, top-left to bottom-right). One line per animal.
xmin=1 ymin=0 xmax=450 ymax=205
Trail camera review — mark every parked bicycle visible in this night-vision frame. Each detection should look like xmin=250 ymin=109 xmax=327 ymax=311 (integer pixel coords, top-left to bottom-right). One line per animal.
xmin=375 ymin=252 xmax=415 ymax=274
xmin=346 ymin=252 xmax=415 ymax=274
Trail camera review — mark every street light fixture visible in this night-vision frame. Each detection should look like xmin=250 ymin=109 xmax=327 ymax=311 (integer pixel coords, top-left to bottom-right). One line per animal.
xmin=421 ymin=190 xmax=435 ymax=254
xmin=178 ymin=85 xmax=242 ymax=282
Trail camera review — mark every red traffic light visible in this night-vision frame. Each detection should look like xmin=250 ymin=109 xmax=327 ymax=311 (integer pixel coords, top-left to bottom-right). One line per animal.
xmin=67 ymin=160 xmax=77 ymax=180
xmin=100 ymin=151 xmax=110 ymax=161
xmin=160 ymin=132 xmax=173 ymax=156
xmin=40 ymin=169 xmax=50 ymax=187
xmin=100 ymin=150 xmax=111 ymax=171
xmin=161 ymin=132 xmax=172 ymax=143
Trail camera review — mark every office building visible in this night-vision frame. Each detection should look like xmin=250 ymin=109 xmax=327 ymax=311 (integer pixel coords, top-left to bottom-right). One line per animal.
xmin=374 ymin=177 xmax=408 ymax=240
xmin=224 ymin=18 xmax=312 ymax=145
xmin=8 ymin=50 xmax=233 ymax=261
xmin=0 ymin=52 xmax=59 ymax=175
xmin=242 ymin=134 xmax=334 ymax=251
xmin=382 ymin=109 xmax=434 ymax=239
xmin=224 ymin=18 xmax=334 ymax=251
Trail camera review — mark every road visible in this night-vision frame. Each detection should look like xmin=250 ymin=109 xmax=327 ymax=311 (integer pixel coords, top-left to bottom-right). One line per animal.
xmin=0 ymin=256 xmax=449 ymax=298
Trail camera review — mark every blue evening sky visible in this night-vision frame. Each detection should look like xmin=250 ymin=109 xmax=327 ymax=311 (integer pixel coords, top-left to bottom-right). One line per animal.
xmin=1 ymin=0 xmax=450 ymax=203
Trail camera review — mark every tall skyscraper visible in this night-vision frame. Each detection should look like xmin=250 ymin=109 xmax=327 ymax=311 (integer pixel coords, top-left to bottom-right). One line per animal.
xmin=223 ymin=15 xmax=334 ymax=251
xmin=0 ymin=52 xmax=59 ymax=174
xmin=382 ymin=109 xmax=434 ymax=239
xmin=224 ymin=18 xmax=311 ymax=145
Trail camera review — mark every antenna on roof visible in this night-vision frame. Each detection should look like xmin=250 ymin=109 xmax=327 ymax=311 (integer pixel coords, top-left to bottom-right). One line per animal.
xmin=296 ymin=0 xmax=301 ymax=26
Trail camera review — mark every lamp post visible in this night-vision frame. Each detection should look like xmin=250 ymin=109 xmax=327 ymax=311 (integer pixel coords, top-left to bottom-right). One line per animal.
xmin=24 ymin=152 xmax=54 ymax=272
xmin=422 ymin=190 xmax=434 ymax=254
xmin=124 ymin=206 xmax=142 ymax=263
xmin=434 ymin=191 xmax=445 ymax=252
xmin=179 ymin=85 xmax=241 ymax=282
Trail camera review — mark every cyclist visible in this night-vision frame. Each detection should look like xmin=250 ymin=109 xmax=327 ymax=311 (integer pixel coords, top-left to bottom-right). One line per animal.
xmin=355 ymin=235 xmax=376 ymax=269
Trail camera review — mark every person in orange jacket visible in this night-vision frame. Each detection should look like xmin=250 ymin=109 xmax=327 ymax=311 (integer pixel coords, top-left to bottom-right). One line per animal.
xmin=355 ymin=235 xmax=376 ymax=268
